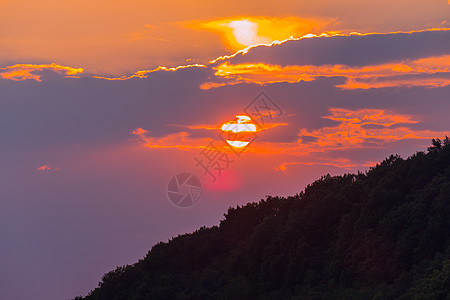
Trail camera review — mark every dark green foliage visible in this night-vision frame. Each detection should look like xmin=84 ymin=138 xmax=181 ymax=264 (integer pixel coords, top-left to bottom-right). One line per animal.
xmin=78 ymin=137 xmax=450 ymax=299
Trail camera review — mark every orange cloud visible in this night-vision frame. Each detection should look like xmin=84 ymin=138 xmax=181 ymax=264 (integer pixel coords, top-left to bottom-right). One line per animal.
xmin=0 ymin=63 xmax=83 ymax=82
xmin=4 ymin=29 xmax=447 ymax=86
xmin=234 ymin=108 xmax=448 ymax=157
xmin=208 ymin=54 xmax=450 ymax=89
xmin=276 ymin=159 xmax=377 ymax=172
xmin=132 ymin=128 xmax=211 ymax=150
xmin=340 ymin=77 xmax=450 ymax=89
xmin=131 ymin=119 xmax=288 ymax=152
xmin=176 ymin=121 xmax=287 ymax=132
xmin=199 ymin=82 xmax=229 ymax=90
xmin=295 ymin=108 xmax=447 ymax=152
xmin=37 ymin=164 xmax=61 ymax=172
xmin=38 ymin=165 xmax=52 ymax=171
xmin=132 ymin=109 xmax=445 ymax=156
xmin=261 ymin=108 xmax=448 ymax=171
xmin=324 ymin=108 xmax=416 ymax=127
xmin=131 ymin=108 xmax=447 ymax=173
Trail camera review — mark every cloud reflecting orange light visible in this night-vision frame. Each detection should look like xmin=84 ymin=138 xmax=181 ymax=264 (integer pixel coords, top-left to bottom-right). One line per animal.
xmin=262 ymin=108 xmax=447 ymax=169
xmin=132 ymin=106 xmax=448 ymax=174
xmin=0 ymin=63 xmax=83 ymax=82
xmin=93 ymin=64 xmax=206 ymax=81
xmin=132 ymin=120 xmax=288 ymax=152
xmin=209 ymin=55 xmax=450 ymax=89
xmin=2 ymin=28 xmax=449 ymax=90
xmin=297 ymin=108 xmax=428 ymax=150
xmin=257 ymin=108 xmax=446 ymax=170
xmin=132 ymin=128 xmax=210 ymax=150
xmin=276 ymin=160 xmax=378 ymax=172
xmin=132 ymin=108 xmax=446 ymax=173
xmin=272 ymin=109 xmax=448 ymax=172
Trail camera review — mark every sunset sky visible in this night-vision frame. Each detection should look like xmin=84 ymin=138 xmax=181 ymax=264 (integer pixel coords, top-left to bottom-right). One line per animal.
xmin=1 ymin=1 xmax=450 ymax=299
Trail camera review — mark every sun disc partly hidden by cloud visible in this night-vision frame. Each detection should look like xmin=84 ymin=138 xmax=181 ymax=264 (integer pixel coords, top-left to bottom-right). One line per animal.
xmin=221 ymin=115 xmax=257 ymax=148
xmin=188 ymin=16 xmax=335 ymax=50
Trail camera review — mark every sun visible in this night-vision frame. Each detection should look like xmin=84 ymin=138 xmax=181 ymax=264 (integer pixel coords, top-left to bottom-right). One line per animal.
xmin=221 ymin=115 xmax=257 ymax=148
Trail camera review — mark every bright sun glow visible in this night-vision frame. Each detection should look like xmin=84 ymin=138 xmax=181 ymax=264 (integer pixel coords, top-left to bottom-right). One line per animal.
xmin=226 ymin=20 xmax=270 ymax=46
xmin=191 ymin=16 xmax=331 ymax=50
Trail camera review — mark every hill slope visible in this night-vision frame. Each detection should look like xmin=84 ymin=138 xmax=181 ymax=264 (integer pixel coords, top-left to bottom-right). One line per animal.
xmin=78 ymin=138 xmax=450 ymax=300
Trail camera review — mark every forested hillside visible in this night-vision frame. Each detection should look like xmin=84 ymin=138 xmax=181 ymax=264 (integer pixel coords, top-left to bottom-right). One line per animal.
xmin=78 ymin=138 xmax=450 ymax=299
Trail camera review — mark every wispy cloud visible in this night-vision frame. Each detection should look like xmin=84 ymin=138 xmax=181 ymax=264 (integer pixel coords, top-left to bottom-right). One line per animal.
xmin=92 ymin=64 xmax=206 ymax=81
xmin=276 ymin=159 xmax=377 ymax=172
xmin=126 ymin=24 xmax=172 ymax=42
